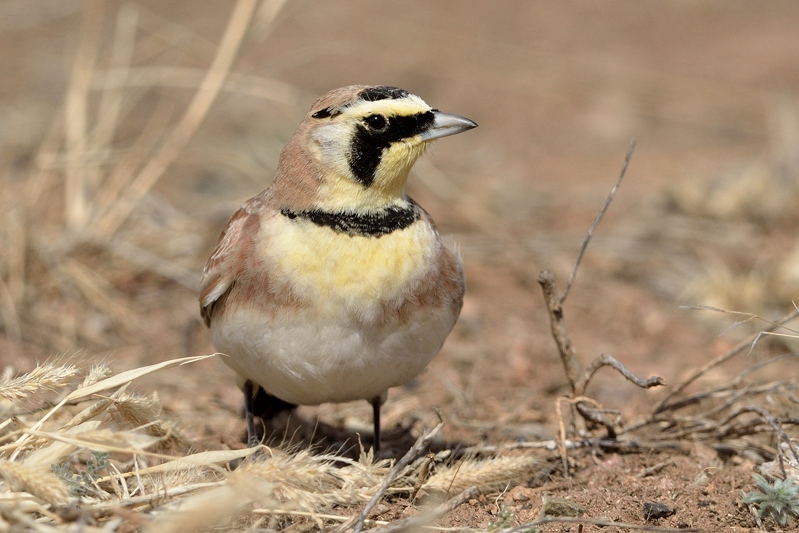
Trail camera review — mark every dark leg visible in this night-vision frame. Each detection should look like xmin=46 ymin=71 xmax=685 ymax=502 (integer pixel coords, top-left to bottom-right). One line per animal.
xmin=243 ymin=383 xmax=296 ymax=448
xmin=371 ymin=395 xmax=382 ymax=453
xmin=243 ymin=380 xmax=260 ymax=448
xmin=252 ymin=386 xmax=297 ymax=419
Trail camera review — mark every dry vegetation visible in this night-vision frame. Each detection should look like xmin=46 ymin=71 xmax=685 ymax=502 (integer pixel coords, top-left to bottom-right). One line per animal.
xmin=4 ymin=344 xmax=795 ymax=531
xmin=2 ymin=1 xmax=799 ymax=531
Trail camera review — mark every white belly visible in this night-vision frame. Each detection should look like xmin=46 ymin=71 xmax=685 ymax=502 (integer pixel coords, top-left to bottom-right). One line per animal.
xmin=211 ymin=303 xmax=456 ymax=405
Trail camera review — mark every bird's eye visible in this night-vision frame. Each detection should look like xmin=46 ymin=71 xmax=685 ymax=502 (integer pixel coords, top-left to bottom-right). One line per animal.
xmin=364 ymin=114 xmax=387 ymax=132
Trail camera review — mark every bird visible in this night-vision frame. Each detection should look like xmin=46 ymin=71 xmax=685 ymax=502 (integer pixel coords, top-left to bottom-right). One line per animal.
xmin=199 ymin=85 xmax=477 ymax=452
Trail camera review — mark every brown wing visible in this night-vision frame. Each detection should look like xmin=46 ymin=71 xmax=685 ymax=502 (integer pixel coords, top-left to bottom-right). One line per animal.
xmin=199 ymin=196 xmax=266 ymax=327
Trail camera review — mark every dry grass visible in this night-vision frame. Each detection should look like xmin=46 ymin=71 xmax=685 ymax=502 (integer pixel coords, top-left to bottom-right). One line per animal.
xmin=0 ymin=0 xmax=300 ymax=357
xmin=6 ymin=346 xmax=794 ymax=530
xmin=0 ymin=356 xmax=540 ymax=531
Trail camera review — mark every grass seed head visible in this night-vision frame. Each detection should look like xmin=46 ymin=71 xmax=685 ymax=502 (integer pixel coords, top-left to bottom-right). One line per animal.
xmin=423 ymin=456 xmax=541 ymax=495
xmin=0 ymin=461 xmax=70 ymax=506
xmin=0 ymin=363 xmax=80 ymax=402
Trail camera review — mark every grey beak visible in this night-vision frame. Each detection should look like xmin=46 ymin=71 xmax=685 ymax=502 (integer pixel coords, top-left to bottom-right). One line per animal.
xmin=419 ymin=111 xmax=478 ymax=142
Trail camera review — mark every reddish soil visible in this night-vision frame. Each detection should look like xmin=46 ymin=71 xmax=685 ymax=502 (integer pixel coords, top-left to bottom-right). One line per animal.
xmin=3 ymin=1 xmax=799 ymax=531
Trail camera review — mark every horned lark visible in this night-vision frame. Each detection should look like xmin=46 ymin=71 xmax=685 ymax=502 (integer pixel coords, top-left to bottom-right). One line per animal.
xmin=200 ymin=85 xmax=476 ymax=451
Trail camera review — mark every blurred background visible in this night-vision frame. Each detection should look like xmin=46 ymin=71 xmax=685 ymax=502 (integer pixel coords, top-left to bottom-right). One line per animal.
xmin=2 ymin=0 xmax=799 ymax=445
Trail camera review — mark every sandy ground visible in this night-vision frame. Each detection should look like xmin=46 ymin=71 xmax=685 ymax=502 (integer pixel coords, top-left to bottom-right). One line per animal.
xmin=2 ymin=1 xmax=799 ymax=530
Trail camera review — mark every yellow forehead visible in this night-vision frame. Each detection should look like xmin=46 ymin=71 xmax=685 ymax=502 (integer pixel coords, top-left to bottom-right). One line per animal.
xmin=342 ymin=94 xmax=431 ymax=119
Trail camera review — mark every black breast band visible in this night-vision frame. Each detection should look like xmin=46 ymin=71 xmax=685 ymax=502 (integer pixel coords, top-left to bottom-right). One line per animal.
xmin=281 ymin=203 xmax=420 ymax=237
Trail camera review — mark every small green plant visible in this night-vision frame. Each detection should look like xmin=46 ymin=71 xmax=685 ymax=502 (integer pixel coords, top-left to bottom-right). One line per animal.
xmin=741 ymin=473 xmax=799 ymax=528
xmin=487 ymin=504 xmax=514 ymax=531
xmin=486 ymin=504 xmax=539 ymax=533
xmin=52 ymin=451 xmax=111 ymax=496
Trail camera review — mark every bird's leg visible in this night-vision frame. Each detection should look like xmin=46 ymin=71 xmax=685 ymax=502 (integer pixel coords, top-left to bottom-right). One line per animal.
xmin=243 ymin=380 xmax=260 ymax=448
xmin=371 ymin=395 xmax=382 ymax=453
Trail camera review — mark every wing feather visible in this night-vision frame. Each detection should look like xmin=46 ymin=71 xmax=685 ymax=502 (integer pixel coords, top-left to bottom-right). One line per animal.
xmin=199 ymin=197 xmax=265 ymax=326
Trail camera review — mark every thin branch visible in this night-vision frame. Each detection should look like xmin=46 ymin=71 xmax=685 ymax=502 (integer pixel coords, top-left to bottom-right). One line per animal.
xmin=554 ymin=397 xmax=573 ymax=476
xmin=458 ymin=437 xmax=684 ymax=455
xmin=537 ymin=141 xmax=636 ymax=395
xmin=561 ymin=138 xmax=635 ymax=303
xmin=653 ymin=307 xmax=799 ymax=414
xmin=345 ymin=421 xmax=444 ymax=533
xmin=714 ymin=405 xmax=797 ymax=477
xmin=409 ymin=452 xmax=435 ymax=504
xmin=575 ymin=402 xmax=620 ymax=438
xmin=646 ymin=380 xmax=795 ymax=421
xmin=577 ymin=353 xmax=666 ymax=396
xmin=505 ymin=515 xmax=700 ymax=533
xmin=366 ymin=486 xmax=479 ymax=533
xmin=538 ymin=270 xmax=581 ymax=393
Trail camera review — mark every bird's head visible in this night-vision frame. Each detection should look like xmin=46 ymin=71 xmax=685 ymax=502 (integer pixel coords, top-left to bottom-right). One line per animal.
xmin=273 ymin=85 xmax=477 ymax=212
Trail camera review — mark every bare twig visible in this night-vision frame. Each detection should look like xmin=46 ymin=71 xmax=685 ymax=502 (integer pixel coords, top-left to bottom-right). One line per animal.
xmin=577 ymin=353 xmax=666 ymax=396
xmin=505 ymin=516 xmax=700 ymax=532
xmin=653 ymin=307 xmax=799 ymax=414
xmin=561 ymin=139 xmax=635 ymax=303
xmin=409 ymin=452 xmax=435 ymax=504
xmin=636 ymin=460 xmax=673 ymax=479
xmin=645 ymin=379 xmax=796 ymax=423
xmin=537 ymin=142 xmax=665 ymax=441
xmin=537 ymin=141 xmax=637 ymax=396
xmin=648 ymin=406 xmax=799 ymax=447
xmin=538 ymin=270 xmax=581 ymax=393
xmin=366 ymin=486 xmax=479 ymax=533
xmin=345 ymin=421 xmax=444 ymax=533
xmin=458 ymin=437 xmax=684 ymax=455
xmin=715 ymin=405 xmax=798 ymax=475
xmin=539 ymin=293 xmax=665 ymax=439
xmin=575 ymin=402 xmax=621 ymax=438
xmin=654 ymin=355 xmax=799 ymax=419
xmin=555 ymin=396 xmax=633 ymax=472
xmin=555 ymin=397 xmax=575 ymax=476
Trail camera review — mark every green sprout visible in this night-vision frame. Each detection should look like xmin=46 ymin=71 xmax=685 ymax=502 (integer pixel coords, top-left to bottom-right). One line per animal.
xmin=487 ymin=505 xmax=514 ymax=531
xmin=741 ymin=474 xmax=799 ymax=528
xmin=52 ymin=451 xmax=111 ymax=496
